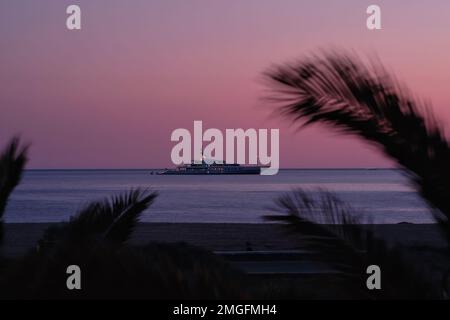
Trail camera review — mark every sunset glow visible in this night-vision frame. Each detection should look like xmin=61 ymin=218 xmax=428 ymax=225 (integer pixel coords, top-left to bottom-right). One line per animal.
xmin=1 ymin=0 xmax=450 ymax=169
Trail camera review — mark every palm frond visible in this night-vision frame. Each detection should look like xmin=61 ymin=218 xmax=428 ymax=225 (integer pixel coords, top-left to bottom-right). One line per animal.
xmin=265 ymin=51 xmax=450 ymax=230
xmin=267 ymin=190 xmax=371 ymax=277
xmin=39 ymin=189 xmax=158 ymax=249
xmin=103 ymin=190 xmax=158 ymax=243
xmin=267 ymin=189 xmax=442 ymax=299
xmin=0 ymin=137 xmax=28 ymax=245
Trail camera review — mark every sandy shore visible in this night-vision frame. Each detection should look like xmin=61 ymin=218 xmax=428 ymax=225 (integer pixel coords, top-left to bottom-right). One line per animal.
xmin=2 ymin=222 xmax=448 ymax=258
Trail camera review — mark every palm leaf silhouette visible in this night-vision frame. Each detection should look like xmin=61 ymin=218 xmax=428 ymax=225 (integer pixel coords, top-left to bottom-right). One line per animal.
xmin=39 ymin=188 xmax=158 ymax=249
xmin=0 ymin=137 xmax=28 ymax=245
xmin=267 ymin=189 xmax=442 ymax=299
xmin=265 ymin=50 xmax=450 ymax=234
xmin=103 ymin=189 xmax=158 ymax=243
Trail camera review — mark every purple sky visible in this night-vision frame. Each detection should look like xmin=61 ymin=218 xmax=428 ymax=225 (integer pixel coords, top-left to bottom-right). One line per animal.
xmin=1 ymin=0 xmax=450 ymax=168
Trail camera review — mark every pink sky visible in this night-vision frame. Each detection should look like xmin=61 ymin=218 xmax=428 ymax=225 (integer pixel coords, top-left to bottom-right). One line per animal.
xmin=1 ymin=0 xmax=450 ymax=169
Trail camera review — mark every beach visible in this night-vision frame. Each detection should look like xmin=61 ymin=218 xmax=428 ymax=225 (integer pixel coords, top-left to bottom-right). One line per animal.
xmin=3 ymin=222 xmax=448 ymax=260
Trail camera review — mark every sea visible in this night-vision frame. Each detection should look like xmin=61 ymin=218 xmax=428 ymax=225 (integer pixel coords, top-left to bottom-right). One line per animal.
xmin=5 ymin=169 xmax=434 ymax=224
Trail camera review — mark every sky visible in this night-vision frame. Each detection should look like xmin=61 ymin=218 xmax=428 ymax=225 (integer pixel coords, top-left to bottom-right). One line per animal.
xmin=1 ymin=0 xmax=450 ymax=169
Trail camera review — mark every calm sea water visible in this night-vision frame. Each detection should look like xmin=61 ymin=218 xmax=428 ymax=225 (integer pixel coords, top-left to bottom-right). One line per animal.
xmin=5 ymin=169 xmax=433 ymax=224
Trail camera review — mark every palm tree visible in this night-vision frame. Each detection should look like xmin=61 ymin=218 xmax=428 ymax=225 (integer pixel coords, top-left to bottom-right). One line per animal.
xmin=0 ymin=137 xmax=28 ymax=246
xmin=38 ymin=188 xmax=158 ymax=251
xmin=264 ymin=50 xmax=450 ymax=298
xmin=0 ymin=137 xmax=247 ymax=299
xmin=266 ymin=189 xmax=442 ymax=299
xmin=0 ymin=189 xmax=249 ymax=299
xmin=264 ymin=50 xmax=450 ymax=237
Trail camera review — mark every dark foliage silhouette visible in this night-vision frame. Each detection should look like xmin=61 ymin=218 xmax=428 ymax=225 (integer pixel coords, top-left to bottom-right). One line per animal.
xmin=264 ymin=50 xmax=450 ymax=236
xmin=0 ymin=188 xmax=249 ymax=299
xmin=0 ymin=137 xmax=28 ymax=246
xmin=38 ymin=188 xmax=158 ymax=252
xmin=266 ymin=189 xmax=443 ymax=299
xmin=1 ymin=240 xmax=248 ymax=299
xmin=264 ymin=50 xmax=450 ymax=299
